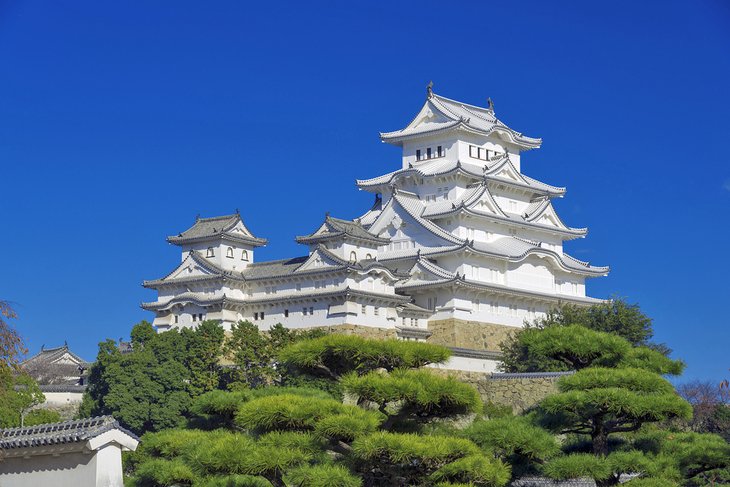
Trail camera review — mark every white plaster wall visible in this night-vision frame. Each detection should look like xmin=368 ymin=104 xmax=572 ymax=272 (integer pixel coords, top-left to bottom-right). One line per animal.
xmin=402 ymin=137 xmax=458 ymax=168
xmin=429 ymin=356 xmax=500 ymax=374
xmin=182 ymin=241 xmax=255 ymax=270
xmin=42 ymin=392 xmax=83 ymax=407
xmin=0 ymin=450 xmax=99 ymax=487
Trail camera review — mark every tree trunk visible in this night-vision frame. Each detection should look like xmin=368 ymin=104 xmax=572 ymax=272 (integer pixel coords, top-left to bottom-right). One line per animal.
xmin=592 ymin=421 xmax=619 ymax=487
xmin=591 ymin=422 xmax=608 ymax=456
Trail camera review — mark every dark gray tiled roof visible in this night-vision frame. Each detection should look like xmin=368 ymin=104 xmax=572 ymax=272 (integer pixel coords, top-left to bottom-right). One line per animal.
xmin=512 ymin=475 xmax=638 ymax=486
xmin=21 ymin=344 xmax=89 ymax=386
xmin=22 ymin=345 xmax=88 ymax=368
xmin=296 ymin=215 xmax=389 ymax=245
xmin=490 ymin=371 xmax=575 ymax=380
xmin=512 ymin=477 xmax=597 ymax=487
xmin=167 ymin=213 xmax=267 ymax=246
xmin=39 ymin=384 xmax=87 ymax=393
xmin=0 ymin=416 xmax=138 ymax=450
xmin=241 ymin=256 xmax=312 ymax=279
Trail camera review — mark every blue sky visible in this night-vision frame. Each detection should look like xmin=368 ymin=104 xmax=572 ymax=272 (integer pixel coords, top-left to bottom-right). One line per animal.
xmin=1 ymin=1 xmax=728 ymax=382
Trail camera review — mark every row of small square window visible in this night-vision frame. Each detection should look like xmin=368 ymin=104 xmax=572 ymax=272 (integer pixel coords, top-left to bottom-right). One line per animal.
xmin=173 ymin=313 xmax=204 ymax=323
xmin=415 ymin=146 xmax=443 ymax=162
xmin=206 ymin=247 xmax=249 ymax=260
xmin=468 ymin=145 xmax=502 ymax=161
xmin=253 ymin=307 xmax=315 ymax=320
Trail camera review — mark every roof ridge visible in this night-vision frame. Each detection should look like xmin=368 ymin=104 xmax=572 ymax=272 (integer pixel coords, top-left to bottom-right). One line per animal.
xmin=432 ymin=92 xmax=492 ymax=114
xmin=196 ymin=213 xmax=239 ymax=222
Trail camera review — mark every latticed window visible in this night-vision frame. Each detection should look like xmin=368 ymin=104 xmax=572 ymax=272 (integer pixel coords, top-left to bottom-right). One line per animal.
xmin=206 ymin=247 xmax=214 ymax=257
xmin=226 ymin=247 xmax=234 ymax=258
xmin=241 ymin=250 xmax=249 ymax=261
xmin=349 ymin=251 xmax=357 ymax=263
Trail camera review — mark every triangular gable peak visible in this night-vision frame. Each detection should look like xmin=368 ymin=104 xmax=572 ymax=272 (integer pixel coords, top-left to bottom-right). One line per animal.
xmin=409 ymin=258 xmax=456 ymax=281
xmin=369 ymin=193 xmax=464 ymax=247
xmin=296 ymin=215 xmax=388 ymax=246
xmin=463 ymin=183 xmax=508 ymax=217
xmin=294 ymin=246 xmax=348 ymax=273
xmin=409 ymin=99 xmax=454 ymax=128
xmin=485 ymin=156 xmax=529 ymax=186
xmin=143 ymin=252 xmax=224 ymax=288
xmin=524 ymin=199 xmax=586 ymax=233
xmin=379 ymin=90 xmax=541 ymax=150
xmin=22 ymin=345 xmax=88 ymax=368
xmin=167 ymin=213 xmax=267 ymax=247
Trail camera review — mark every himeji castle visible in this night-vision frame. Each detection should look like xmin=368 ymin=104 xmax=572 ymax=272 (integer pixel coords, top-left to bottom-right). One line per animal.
xmin=142 ymin=86 xmax=609 ymax=373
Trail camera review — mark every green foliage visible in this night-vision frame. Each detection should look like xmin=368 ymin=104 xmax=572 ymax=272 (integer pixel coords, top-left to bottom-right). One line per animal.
xmin=464 ymin=416 xmax=560 ymax=461
xmin=532 ymin=299 xmax=656 ymax=347
xmin=182 ymin=320 xmax=226 ymax=395
xmin=195 ymin=475 xmax=271 ymax=487
xmin=543 ymin=453 xmax=612 ymax=481
xmin=23 ymin=408 xmax=61 ymax=426
xmin=286 ymin=464 xmax=363 ymax=487
xmin=430 ymin=455 xmax=511 ymax=487
xmin=0 ymin=372 xmax=46 ymax=427
xmin=313 ymin=409 xmax=383 ymax=442
xmin=541 ymin=368 xmax=692 ymax=439
xmin=619 ymin=347 xmax=685 ymax=376
xmin=135 ymin=458 xmax=198 ymax=486
xmin=82 ymin=321 xmax=229 ymax=435
xmin=224 ymin=321 xmax=276 ymax=387
xmin=352 ymin=431 xmax=480 ymax=464
xmin=352 ymin=432 xmax=487 ymax=485
xmin=224 ymin=322 xmax=327 ymax=389
xmin=342 ymin=369 xmax=481 ymax=421
xmin=644 ymin=431 xmax=730 ymax=481
xmin=499 ymin=299 xmax=678 ymax=374
xmin=279 ymin=334 xmax=450 ymax=379
xmin=500 ymin=325 xmax=684 ymax=375
xmin=235 ymin=393 xmax=379 ymax=433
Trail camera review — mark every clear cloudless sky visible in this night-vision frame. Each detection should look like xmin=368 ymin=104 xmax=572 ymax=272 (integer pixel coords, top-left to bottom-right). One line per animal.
xmin=1 ymin=1 xmax=728 ymax=382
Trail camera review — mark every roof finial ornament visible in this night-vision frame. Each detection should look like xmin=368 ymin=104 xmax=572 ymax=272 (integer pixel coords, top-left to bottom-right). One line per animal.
xmin=195 ymin=213 xmax=201 ymax=222
xmin=325 ymin=211 xmax=330 ymax=219
xmin=235 ymin=208 xmax=240 ymax=215
xmin=487 ymin=97 xmax=494 ymax=112
xmin=426 ymin=80 xmax=434 ymax=99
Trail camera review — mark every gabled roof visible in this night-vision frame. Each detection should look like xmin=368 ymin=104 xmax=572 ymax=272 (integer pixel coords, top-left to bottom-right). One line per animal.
xmin=167 ymin=213 xmax=267 ymax=247
xmin=22 ymin=344 xmax=88 ymax=369
xmin=21 ymin=344 xmax=89 ymax=387
xmin=356 ymin=155 xmax=565 ymax=196
xmin=296 ymin=215 xmax=389 ymax=245
xmin=396 ymin=271 xmax=605 ymax=305
xmin=377 ymin=237 xmax=608 ymax=276
xmin=143 ymin=286 xmax=412 ymax=311
xmin=421 ymin=185 xmax=587 ymax=238
xmin=379 ymin=91 xmax=541 ymax=150
xmin=0 ymin=416 xmax=139 ymax=452
xmin=143 ymin=250 xmax=235 ymax=288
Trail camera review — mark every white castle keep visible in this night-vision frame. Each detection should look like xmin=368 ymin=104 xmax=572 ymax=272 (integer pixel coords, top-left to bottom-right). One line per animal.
xmin=142 ymin=87 xmax=609 ymax=373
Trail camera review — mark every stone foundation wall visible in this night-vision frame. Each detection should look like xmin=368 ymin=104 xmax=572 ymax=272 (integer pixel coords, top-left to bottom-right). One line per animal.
xmin=431 ymin=369 xmax=565 ymax=414
xmin=317 ymin=324 xmax=397 ymax=340
xmin=427 ymin=319 xmax=518 ymax=351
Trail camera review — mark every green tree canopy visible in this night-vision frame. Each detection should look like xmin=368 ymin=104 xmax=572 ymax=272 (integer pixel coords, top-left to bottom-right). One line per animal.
xmin=126 ymin=336 xmax=516 ymax=487
xmin=81 ymin=320 xmax=225 ymax=434
xmin=500 ymin=325 xmax=683 ymax=375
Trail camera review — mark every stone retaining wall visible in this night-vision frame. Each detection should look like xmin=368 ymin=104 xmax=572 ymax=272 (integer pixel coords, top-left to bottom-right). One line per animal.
xmin=432 ymin=370 xmax=571 ymax=414
xmin=427 ymin=319 xmax=518 ymax=351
